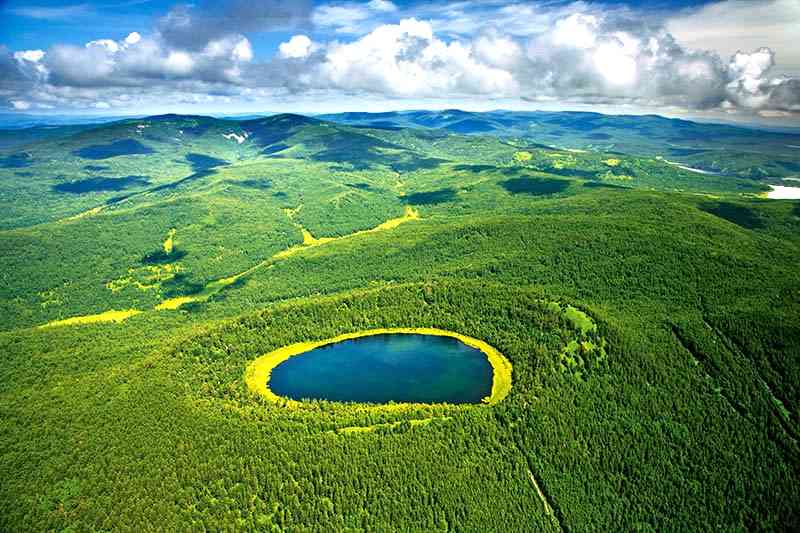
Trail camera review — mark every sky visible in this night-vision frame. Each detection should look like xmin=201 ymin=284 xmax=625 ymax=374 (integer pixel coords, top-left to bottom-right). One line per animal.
xmin=0 ymin=0 xmax=798 ymax=124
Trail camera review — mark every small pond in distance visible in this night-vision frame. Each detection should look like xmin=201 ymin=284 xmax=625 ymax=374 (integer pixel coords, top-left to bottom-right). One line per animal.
xmin=268 ymin=334 xmax=493 ymax=404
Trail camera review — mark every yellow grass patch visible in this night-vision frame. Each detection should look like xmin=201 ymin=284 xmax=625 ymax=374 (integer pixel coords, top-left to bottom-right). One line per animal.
xmin=603 ymin=158 xmax=621 ymax=166
xmin=245 ymin=327 xmax=512 ymax=408
xmin=513 ymin=151 xmax=533 ymax=163
xmin=370 ymin=206 xmax=419 ymax=231
xmin=39 ymin=309 xmax=141 ymax=329
xmin=155 ymin=296 xmax=198 ymax=310
xmin=63 ymin=205 xmax=105 ymax=222
xmin=107 ymin=263 xmax=182 ymax=293
xmin=301 ymin=228 xmax=335 ymax=246
xmin=163 ymin=229 xmax=176 ymax=254
xmin=156 ymin=207 xmax=421 ymax=311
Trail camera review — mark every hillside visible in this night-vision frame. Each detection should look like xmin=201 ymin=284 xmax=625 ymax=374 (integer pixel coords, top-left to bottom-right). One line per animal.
xmin=1 ymin=111 xmax=799 ymax=531
xmin=320 ymin=110 xmax=800 ymax=179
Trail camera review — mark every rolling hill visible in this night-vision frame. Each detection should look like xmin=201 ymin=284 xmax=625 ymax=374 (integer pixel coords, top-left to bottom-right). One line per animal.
xmin=320 ymin=109 xmax=800 ymax=179
xmin=1 ymin=111 xmax=799 ymax=531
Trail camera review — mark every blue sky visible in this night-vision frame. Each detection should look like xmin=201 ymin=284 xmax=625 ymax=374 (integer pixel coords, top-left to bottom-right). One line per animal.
xmin=0 ymin=0 xmax=798 ymax=122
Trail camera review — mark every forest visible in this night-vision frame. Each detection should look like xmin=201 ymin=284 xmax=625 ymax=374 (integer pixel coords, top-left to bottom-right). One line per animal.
xmin=0 ymin=111 xmax=799 ymax=531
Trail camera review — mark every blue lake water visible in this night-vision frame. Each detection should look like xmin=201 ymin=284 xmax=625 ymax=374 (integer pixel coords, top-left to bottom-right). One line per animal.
xmin=269 ymin=334 xmax=493 ymax=404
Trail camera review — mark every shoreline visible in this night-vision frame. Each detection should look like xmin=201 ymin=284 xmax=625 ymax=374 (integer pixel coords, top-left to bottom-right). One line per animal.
xmin=245 ymin=327 xmax=513 ymax=408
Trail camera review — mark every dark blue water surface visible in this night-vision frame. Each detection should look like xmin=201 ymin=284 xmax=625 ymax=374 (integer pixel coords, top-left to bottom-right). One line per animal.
xmin=269 ymin=334 xmax=493 ymax=404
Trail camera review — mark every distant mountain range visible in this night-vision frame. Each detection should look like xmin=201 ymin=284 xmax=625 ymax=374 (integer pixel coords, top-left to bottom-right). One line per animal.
xmin=1 ymin=110 xmax=799 ymax=180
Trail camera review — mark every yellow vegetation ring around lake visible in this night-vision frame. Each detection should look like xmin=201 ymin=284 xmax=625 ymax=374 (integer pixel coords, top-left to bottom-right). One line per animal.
xmin=245 ymin=327 xmax=513 ymax=409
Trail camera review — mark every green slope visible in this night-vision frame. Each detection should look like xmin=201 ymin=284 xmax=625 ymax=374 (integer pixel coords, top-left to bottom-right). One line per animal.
xmin=1 ymin=112 xmax=799 ymax=531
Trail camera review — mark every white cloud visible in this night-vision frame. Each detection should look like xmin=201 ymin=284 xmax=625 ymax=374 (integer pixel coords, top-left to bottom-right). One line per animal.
xmin=164 ymin=51 xmax=195 ymax=76
xmin=232 ymin=39 xmax=253 ymax=62
xmin=473 ymin=31 xmax=523 ymax=71
xmin=312 ymin=1 xmax=401 ymax=34
xmin=10 ymin=100 xmax=31 ymax=110
xmin=368 ymin=0 xmax=397 ymax=13
xmin=10 ymin=4 xmax=90 ymax=20
xmin=312 ymin=5 xmax=372 ymax=33
xmin=312 ymin=19 xmax=517 ymax=97
xmin=667 ymin=0 xmax=800 ymax=76
xmin=124 ymin=32 xmax=142 ymax=46
xmin=204 ymin=36 xmax=253 ymax=62
xmin=1 ymin=2 xmax=798 ymax=117
xmin=593 ymin=41 xmax=638 ymax=86
xmin=14 ymin=50 xmax=45 ymax=63
xmin=86 ymin=39 xmax=120 ymax=53
xmin=552 ymin=14 xmax=598 ymax=49
xmin=279 ymin=35 xmax=315 ymax=59
xmin=48 ymin=43 xmax=116 ymax=86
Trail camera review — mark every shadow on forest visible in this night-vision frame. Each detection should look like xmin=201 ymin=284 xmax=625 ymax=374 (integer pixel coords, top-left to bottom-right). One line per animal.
xmin=161 ymin=273 xmax=204 ymax=297
xmin=585 ymin=132 xmax=612 ymax=140
xmin=0 ymin=153 xmax=33 ymax=168
xmin=142 ymin=248 xmax=187 ymax=264
xmin=542 ymin=166 xmax=599 ymax=179
xmin=403 ymin=188 xmax=457 ymax=205
xmin=500 ymin=177 xmax=569 ymax=196
xmin=263 ymin=143 xmax=289 ymax=156
xmin=346 ymin=182 xmax=373 ymax=191
xmin=452 ymin=164 xmax=497 ymax=173
xmin=669 ymin=147 xmax=708 ymax=157
xmin=583 ymin=181 xmax=625 ymax=190
xmin=186 ymin=153 xmax=227 ymax=172
xmin=73 ymin=139 xmax=154 ymax=159
xmin=101 ymin=152 xmax=228 ymax=205
xmin=233 ymin=179 xmax=272 ymax=190
xmin=701 ymin=202 xmax=764 ymax=229
xmin=53 ymin=175 xmax=151 ymax=194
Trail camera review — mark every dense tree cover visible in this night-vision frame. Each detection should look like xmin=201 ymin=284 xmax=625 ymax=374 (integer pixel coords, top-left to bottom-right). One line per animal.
xmin=1 ymin=113 xmax=799 ymax=531
xmin=322 ymin=109 xmax=800 ymax=180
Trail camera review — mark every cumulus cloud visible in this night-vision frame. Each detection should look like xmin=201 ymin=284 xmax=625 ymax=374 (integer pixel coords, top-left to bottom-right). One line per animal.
xmin=40 ymin=30 xmax=256 ymax=88
xmin=279 ymin=35 xmax=316 ymax=59
xmin=667 ymin=0 xmax=800 ymax=76
xmin=271 ymin=12 xmax=797 ymax=113
xmin=308 ymin=19 xmax=517 ymax=97
xmin=14 ymin=50 xmax=45 ymax=63
xmin=1 ymin=1 xmax=798 ymax=116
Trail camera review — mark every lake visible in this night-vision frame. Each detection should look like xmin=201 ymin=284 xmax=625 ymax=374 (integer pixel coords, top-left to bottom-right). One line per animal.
xmin=268 ymin=333 xmax=494 ymax=404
